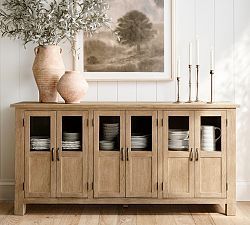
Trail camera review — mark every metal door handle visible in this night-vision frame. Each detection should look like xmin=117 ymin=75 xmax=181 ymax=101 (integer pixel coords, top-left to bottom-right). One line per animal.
xmin=121 ymin=147 xmax=124 ymax=161
xmin=56 ymin=147 xmax=60 ymax=161
xmin=126 ymin=148 xmax=129 ymax=161
xmin=189 ymin=148 xmax=193 ymax=161
xmin=51 ymin=148 xmax=55 ymax=161
xmin=195 ymin=148 xmax=199 ymax=161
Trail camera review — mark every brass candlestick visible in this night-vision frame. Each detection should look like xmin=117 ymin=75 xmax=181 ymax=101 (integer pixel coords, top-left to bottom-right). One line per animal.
xmin=208 ymin=69 xmax=214 ymax=103
xmin=175 ymin=77 xmax=182 ymax=103
xmin=186 ymin=65 xmax=192 ymax=103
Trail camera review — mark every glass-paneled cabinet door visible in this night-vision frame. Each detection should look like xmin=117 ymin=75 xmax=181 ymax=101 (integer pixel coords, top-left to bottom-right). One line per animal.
xmin=125 ymin=111 xmax=157 ymax=198
xmin=93 ymin=111 xmax=125 ymax=198
xmin=57 ymin=111 xmax=88 ymax=198
xmin=24 ymin=111 xmax=56 ymax=198
xmin=194 ymin=111 xmax=227 ymax=198
xmin=162 ymin=111 xmax=195 ymax=198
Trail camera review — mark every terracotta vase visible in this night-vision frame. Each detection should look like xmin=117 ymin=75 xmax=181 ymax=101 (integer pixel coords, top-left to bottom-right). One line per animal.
xmin=57 ymin=71 xmax=89 ymax=103
xmin=32 ymin=45 xmax=65 ymax=103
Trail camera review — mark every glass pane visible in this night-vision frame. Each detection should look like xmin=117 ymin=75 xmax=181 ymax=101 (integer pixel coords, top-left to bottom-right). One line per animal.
xmin=168 ymin=116 xmax=189 ymax=151
xmin=30 ymin=116 xmax=50 ymax=151
xmin=62 ymin=116 xmax=82 ymax=151
xmin=99 ymin=116 xmax=120 ymax=151
xmin=131 ymin=116 xmax=152 ymax=151
xmin=201 ymin=116 xmax=221 ymax=151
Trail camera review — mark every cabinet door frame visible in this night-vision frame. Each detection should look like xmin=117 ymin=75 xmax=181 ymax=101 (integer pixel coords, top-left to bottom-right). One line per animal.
xmin=24 ymin=111 xmax=57 ymax=198
xmin=194 ymin=111 xmax=227 ymax=198
xmin=93 ymin=111 xmax=126 ymax=198
xmin=125 ymin=110 xmax=158 ymax=198
xmin=56 ymin=111 xmax=89 ymax=198
xmin=162 ymin=111 xmax=195 ymax=198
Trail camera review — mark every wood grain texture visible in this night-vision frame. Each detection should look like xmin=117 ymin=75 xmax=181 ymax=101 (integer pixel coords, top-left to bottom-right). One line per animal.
xmin=93 ymin=111 xmax=126 ymax=198
xmin=226 ymin=109 xmax=236 ymax=215
xmin=194 ymin=111 xmax=227 ymax=199
xmin=11 ymin=102 xmax=238 ymax=110
xmin=23 ymin=197 xmax=228 ymax=205
xmin=13 ymin=104 xmax=236 ymax=216
xmin=24 ymin=111 xmax=57 ymax=198
xmin=56 ymin=111 xmax=89 ymax=198
xmin=125 ymin=110 xmax=157 ymax=198
xmin=162 ymin=111 xmax=195 ymax=198
xmin=2 ymin=202 xmax=250 ymax=225
xmin=14 ymin=110 xmax=26 ymax=215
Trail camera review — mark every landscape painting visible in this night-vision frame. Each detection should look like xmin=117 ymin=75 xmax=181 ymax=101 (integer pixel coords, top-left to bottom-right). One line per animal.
xmin=81 ymin=0 xmax=174 ymax=80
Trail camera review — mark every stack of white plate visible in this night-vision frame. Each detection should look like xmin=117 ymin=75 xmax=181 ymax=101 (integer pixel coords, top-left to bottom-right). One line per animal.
xmin=62 ymin=141 xmax=81 ymax=150
xmin=62 ymin=132 xmax=81 ymax=150
xmin=131 ymin=134 xmax=149 ymax=149
xmin=168 ymin=129 xmax=189 ymax=151
xmin=103 ymin=123 xmax=119 ymax=141
xmin=99 ymin=140 xmax=115 ymax=150
xmin=63 ymin=132 xmax=81 ymax=141
xmin=30 ymin=136 xmax=50 ymax=150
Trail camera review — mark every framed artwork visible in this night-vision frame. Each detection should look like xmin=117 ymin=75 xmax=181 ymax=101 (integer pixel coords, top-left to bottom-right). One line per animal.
xmin=74 ymin=0 xmax=176 ymax=81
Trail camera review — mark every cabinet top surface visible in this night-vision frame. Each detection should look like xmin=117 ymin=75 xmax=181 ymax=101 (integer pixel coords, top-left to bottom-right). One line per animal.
xmin=11 ymin=101 xmax=238 ymax=110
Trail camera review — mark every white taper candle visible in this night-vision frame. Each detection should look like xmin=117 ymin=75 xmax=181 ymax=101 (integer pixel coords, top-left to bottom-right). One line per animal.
xmin=177 ymin=58 xmax=181 ymax=78
xmin=196 ymin=37 xmax=200 ymax=65
xmin=189 ymin=42 xmax=192 ymax=65
xmin=210 ymin=48 xmax=214 ymax=70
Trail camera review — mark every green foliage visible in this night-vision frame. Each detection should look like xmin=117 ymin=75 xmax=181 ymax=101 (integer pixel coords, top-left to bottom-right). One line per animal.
xmin=154 ymin=0 xmax=164 ymax=8
xmin=115 ymin=10 xmax=155 ymax=52
xmin=0 ymin=0 xmax=111 ymax=47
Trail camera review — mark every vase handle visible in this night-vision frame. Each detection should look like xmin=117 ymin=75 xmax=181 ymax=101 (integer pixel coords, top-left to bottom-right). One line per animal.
xmin=34 ymin=47 xmax=39 ymax=55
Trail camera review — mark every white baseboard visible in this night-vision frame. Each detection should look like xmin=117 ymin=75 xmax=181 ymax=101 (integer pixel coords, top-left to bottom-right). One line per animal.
xmin=236 ymin=181 xmax=250 ymax=201
xmin=0 ymin=180 xmax=249 ymax=201
xmin=0 ymin=180 xmax=14 ymax=200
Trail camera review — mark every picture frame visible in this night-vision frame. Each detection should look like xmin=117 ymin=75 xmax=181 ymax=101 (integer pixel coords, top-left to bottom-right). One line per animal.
xmin=74 ymin=0 xmax=176 ymax=81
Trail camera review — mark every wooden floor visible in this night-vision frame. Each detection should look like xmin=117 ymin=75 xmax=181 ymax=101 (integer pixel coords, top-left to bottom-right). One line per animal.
xmin=0 ymin=202 xmax=250 ymax=225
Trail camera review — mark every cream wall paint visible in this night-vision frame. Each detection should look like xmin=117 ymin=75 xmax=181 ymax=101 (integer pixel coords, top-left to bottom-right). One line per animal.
xmin=0 ymin=0 xmax=249 ymax=200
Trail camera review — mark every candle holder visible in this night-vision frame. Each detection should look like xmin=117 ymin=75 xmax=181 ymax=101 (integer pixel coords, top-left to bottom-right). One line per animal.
xmin=195 ymin=65 xmax=203 ymax=103
xmin=186 ymin=65 xmax=193 ymax=103
xmin=207 ymin=69 xmax=214 ymax=104
xmin=174 ymin=77 xmax=182 ymax=103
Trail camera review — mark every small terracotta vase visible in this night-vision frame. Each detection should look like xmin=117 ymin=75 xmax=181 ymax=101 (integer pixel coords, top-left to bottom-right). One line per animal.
xmin=57 ymin=71 xmax=89 ymax=103
xmin=32 ymin=45 xmax=65 ymax=103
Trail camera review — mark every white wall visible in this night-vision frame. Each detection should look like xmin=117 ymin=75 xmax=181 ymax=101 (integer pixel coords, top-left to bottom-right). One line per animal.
xmin=0 ymin=0 xmax=250 ymax=200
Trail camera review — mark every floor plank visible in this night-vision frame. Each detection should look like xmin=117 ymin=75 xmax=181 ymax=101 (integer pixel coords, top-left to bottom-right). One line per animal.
xmin=0 ymin=201 xmax=13 ymax=223
xmin=0 ymin=202 xmax=249 ymax=225
xmin=170 ymin=205 xmax=196 ymax=225
xmin=118 ymin=205 xmax=137 ymax=225
xmin=208 ymin=203 xmax=250 ymax=225
xmin=155 ymin=205 xmax=177 ymax=225
xmin=99 ymin=205 xmax=119 ymax=225
xmin=78 ymin=205 xmax=100 ymax=225
xmin=188 ymin=205 xmax=215 ymax=225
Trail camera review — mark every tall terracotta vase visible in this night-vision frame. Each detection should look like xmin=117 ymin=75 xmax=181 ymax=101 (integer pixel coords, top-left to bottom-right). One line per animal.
xmin=32 ymin=45 xmax=65 ymax=103
xmin=57 ymin=71 xmax=89 ymax=103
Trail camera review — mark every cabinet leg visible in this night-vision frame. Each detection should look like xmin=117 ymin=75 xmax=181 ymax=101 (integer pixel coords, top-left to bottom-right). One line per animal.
xmin=225 ymin=203 xmax=236 ymax=216
xmin=14 ymin=201 xmax=26 ymax=216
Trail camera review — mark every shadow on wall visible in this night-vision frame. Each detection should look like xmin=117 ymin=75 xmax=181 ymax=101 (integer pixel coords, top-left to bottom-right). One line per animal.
xmin=234 ymin=26 xmax=250 ymax=185
xmin=214 ymin=45 xmax=234 ymax=102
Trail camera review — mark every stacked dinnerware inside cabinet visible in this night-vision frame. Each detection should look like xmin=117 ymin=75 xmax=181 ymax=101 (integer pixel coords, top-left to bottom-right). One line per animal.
xmin=30 ymin=136 xmax=50 ymax=150
xmin=62 ymin=132 xmax=81 ymax=150
xmin=100 ymin=123 xmax=119 ymax=150
xmin=168 ymin=129 xmax=189 ymax=151
xmin=131 ymin=134 xmax=151 ymax=150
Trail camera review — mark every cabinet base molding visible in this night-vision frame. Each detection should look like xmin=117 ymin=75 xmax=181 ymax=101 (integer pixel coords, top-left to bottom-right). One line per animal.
xmin=24 ymin=198 xmax=227 ymax=205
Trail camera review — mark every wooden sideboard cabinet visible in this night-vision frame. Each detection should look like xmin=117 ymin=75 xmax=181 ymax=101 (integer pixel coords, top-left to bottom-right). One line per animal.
xmin=11 ymin=102 xmax=237 ymax=216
